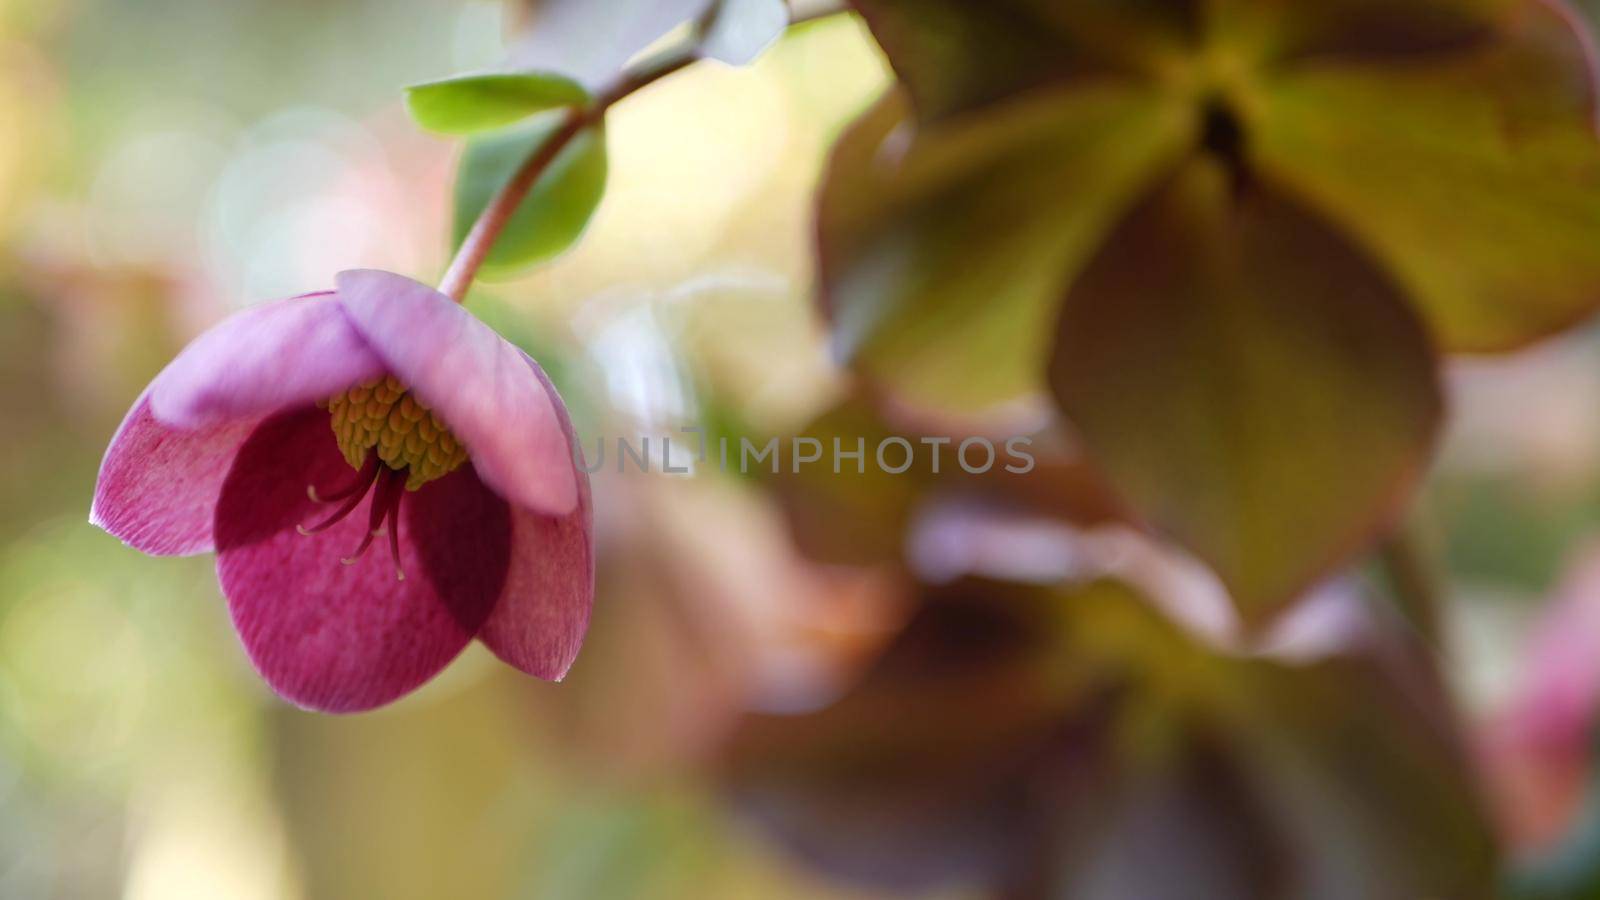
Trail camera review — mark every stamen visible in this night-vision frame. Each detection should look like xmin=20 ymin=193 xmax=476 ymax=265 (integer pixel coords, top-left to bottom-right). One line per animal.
xmin=306 ymin=452 xmax=381 ymax=504
xmin=385 ymin=490 xmax=405 ymax=582
xmin=338 ymin=532 xmax=377 ymax=565
xmin=296 ymin=456 xmax=381 ymax=536
xmin=341 ymin=468 xmax=404 ymax=567
xmin=295 ymin=446 xmax=410 ymax=581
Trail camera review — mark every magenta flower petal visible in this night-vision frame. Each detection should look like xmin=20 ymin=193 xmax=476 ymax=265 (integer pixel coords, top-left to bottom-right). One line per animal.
xmin=334 ymin=269 xmax=579 ymax=516
xmin=477 ymin=357 xmax=594 ymax=680
xmin=91 ymin=394 xmax=262 ymax=556
xmin=214 ymin=407 xmax=512 ymax=713
xmin=150 ymin=292 xmax=385 ymax=429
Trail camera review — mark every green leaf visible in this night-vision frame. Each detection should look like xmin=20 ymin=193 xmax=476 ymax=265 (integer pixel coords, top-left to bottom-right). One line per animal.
xmin=1251 ymin=0 xmax=1600 ymax=351
xmin=1215 ymin=654 xmax=1501 ymax=898
xmin=818 ymin=86 xmax=1190 ymax=413
xmin=1074 ymin=582 xmax=1498 ymax=898
xmin=847 ymin=0 xmax=1075 ymax=121
xmin=451 ymin=115 xmax=608 ymax=277
xmin=1048 ymin=161 xmax=1442 ymax=624
xmin=722 ymin=578 xmax=1111 ymax=892
xmin=725 ymin=577 xmax=1498 ymax=895
xmin=406 ymin=72 xmax=588 ymax=135
xmin=1211 ymin=0 xmax=1506 ymax=60
xmin=766 ymin=395 xmax=1122 ymax=566
xmin=848 ymin=0 xmax=1198 ymax=121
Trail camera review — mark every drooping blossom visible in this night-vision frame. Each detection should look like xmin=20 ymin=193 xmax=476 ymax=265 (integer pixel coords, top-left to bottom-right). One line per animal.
xmin=91 ymin=269 xmax=592 ymax=713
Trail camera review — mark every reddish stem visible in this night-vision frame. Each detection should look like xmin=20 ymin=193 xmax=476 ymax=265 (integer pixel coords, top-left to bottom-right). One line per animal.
xmin=435 ymin=49 xmax=698 ymax=302
xmin=437 ymin=108 xmax=587 ymax=301
xmin=434 ymin=1 xmax=850 ymax=302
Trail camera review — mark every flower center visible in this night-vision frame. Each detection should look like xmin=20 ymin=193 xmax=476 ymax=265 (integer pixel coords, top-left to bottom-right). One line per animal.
xmin=325 ymin=375 xmax=467 ymax=490
xmin=294 ymin=376 xmax=469 ymax=581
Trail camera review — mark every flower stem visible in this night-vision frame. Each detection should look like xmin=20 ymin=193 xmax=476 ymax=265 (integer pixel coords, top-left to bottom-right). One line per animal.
xmin=435 ymin=40 xmax=700 ymax=302
xmin=437 ymin=107 xmax=587 ymax=302
xmin=436 ymin=2 xmax=850 ymax=302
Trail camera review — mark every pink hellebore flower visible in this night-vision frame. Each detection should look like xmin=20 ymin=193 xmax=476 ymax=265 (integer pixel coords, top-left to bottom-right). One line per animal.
xmin=91 ymin=270 xmax=592 ymax=713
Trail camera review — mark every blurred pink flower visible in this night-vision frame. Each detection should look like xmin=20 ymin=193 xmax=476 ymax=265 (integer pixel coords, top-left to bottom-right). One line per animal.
xmin=1484 ymin=543 xmax=1600 ymax=850
xmin=91 ymin=269 xmax=592 ymax=713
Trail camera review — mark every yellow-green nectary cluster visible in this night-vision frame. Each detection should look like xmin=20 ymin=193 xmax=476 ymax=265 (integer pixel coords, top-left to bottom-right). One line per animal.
xmin=326 ymin=375 xmax=467 ymax=490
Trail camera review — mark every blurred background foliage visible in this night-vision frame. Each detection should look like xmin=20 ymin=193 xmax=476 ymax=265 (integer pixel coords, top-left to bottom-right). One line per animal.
xmin=11 ymin=0 xmax=1600 ymax=897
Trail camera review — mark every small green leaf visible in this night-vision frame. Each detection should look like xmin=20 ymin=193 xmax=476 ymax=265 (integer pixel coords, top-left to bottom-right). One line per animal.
xmin=1048 ymin=161 xmax=1442 ymax=624
xmin=451 ymin=115 xmax=608 ymax=277
xmin=406 ymin=72 xmax=589 ymax=135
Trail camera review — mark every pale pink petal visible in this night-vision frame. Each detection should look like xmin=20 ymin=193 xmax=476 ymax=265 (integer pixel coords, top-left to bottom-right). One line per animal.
xmin=335 ymin=269 xmax=578 ymax=516
xmin=477 ymin=358 xmax=594 ymax=680
xmin=214 ymin=407 xmax=511 ymax=713
xmin=91 ymin=393 xmax=260 ymax=556
xmin=1505 ymin=545 xmax=1600 ymax=752
xmin=150 ymin=292 xmax=386 ymax=429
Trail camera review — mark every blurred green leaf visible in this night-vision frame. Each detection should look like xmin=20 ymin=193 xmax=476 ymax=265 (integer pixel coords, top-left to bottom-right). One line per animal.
xmin=846 ymin=0 xmax=1069 ymax=121
xmin=1077 ymin=580 xmax=1499 ymax=899
xmin=846 ymin=0 xmax=1194 ymax=121
xmin=1213 ymin=654 xmax=1499 ymax=899
xmin=826 ymin=0 xmax=1600 ymax=618
xmin=818 ymin=87 xmax=1189 ymax=412
xmin=506 ymin=0 xmax=708 ymax=89
xmin=1048 ymin=161 xmax=1441 ymax=624
xmin=768 ymin=395 xmax=1122 ymax=566
xmin=724 ymin=577 xmax=1499 ymax=897
xmin=1035 ymin=733 xmax=1282 ymax=900
xmin=1436 ymin=476 xmax=1598 ymax=592
xmin=722 ymin=578 xmax=1107 ymax=892
xmin=406 ymin=72 xmax=588 ymax=135
xmin=701 ymin=0 xmax=789 ymax=66
xmin=452 ymin=115 xmax=608 ymax=277
xmin=833 ymin=0 xmax=1600 ymax=406
xmin=1213 ymin=0 xmax=1504 ymax=58
xmin=273 ymin=673 xmax=562 ymax=900
xmin=1253 ymin=0 xmax=1600 ymax=351
xmin=526 ymin=795 xmax=720 ymax=900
